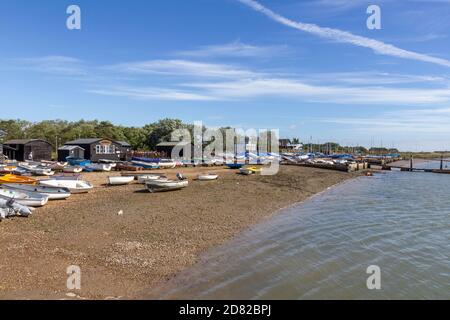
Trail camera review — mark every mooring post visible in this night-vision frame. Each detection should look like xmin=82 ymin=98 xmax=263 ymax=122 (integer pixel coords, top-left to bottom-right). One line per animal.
xmin=440 ymin=154 xmax=444 ymax=170
xmin=410 ymin=154 xmax=413 ymax=172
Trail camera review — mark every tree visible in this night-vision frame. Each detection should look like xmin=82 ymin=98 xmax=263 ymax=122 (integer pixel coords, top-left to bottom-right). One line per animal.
xmin=144 ymin=118 xmax=186 ymax=149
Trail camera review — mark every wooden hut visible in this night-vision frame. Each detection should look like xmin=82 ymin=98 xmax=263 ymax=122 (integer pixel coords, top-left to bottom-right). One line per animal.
xmin=116 ymin=141 xmax=132 ymax=160
xmin=2 ymin=139 xmax=53 ymax=162
xmin=57 ymin=145 xmax=85 ymax=162
xmin=63 ymin=138 xmax=130 ymax=162
xmin=156 ymin=141 xmax=193 ymax=158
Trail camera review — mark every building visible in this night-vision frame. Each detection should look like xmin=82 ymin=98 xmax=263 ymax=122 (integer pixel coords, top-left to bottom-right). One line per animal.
xmin=2 ymin=139 xmax=53 ymax=162
xmin=156 ymin=141 xmax=193 ymax=158
xmin=63 ymin=138 xmax=130 ymax=162
xmin=57 ymin=145 xmax=85 ymax=162
xmin=116 ymin=141 xmax=132 ymax=158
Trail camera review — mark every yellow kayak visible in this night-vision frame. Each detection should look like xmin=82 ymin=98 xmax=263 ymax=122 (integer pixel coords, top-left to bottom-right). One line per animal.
xmin=0 ymin=174 xmax=37 ymax=185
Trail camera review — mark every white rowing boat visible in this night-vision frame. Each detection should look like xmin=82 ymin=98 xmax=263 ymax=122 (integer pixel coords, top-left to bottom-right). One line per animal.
xmin=63 ymin=166 xmax=83 ymax=173
xmin=145 ymin=180 xmax=188 ymax=193
xmin=137 ymin=175 xmax=168 ymax=184
xmin=158 ymin=161 xmax=177 ymax=169
xmin=197 ymin=174 xmax=219 ymax=181
xmin=0 ymin=188 xmax=49 ymax=207
xmin=39 ymin=180 xmax=94 ymax=194
xmin=2 ymin=184 xmax=71 ymax=200
xmin=108 ymin=176 xmax=135 ymax=186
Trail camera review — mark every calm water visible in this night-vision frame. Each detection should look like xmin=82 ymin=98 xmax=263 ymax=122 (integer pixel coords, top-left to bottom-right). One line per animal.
xmin=154 ymin=170 xmax=450 ymax=300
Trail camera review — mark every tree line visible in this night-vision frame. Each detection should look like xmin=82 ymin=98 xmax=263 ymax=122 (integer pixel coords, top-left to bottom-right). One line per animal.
xmin=0 ymin=119 xmax=193 ymax=151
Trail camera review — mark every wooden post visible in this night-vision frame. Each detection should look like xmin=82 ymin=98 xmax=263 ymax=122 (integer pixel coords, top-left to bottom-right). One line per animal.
xmin=410 ymin=154 xmax=413 ymax=172
xmin=440 ymin=154 xmax=444 ymax=171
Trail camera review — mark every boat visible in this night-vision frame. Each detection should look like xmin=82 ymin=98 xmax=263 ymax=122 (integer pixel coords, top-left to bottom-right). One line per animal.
xmin=63 ymin=166 xmax=83 ymax=173
xmin=197 ymin=174 xmax=219 ymax=181
xmin=39 ymin=179 xmax=94 ymax=194
xmin=0 ymin=188 xmax=49 ymax=207
xmin=137 ymin=174 xmax=168 ymax=184
xmin=18 ymin=163 xmax=55 ymax=176
xmin=246 ymin=166 xmax=262 ymax=173
xmin=85 ymin=163 xmax=113 ymax=172
xmin=107 ymin=176 xmax=135 ymax=186
xmin=0 ymin=174 xmax=37 ymax=185
xmin=145 ymin=180 xmax=188 ymax=193
xmin=131 ymin=157 xmax=161 ymax=163
xmin=239 ymin=168 xmax=254 ymax=175
xmin=131 ymin=161 xmax=160 ymax=169
xmin=2 ymin=184 xmax=71 ymax=200
xmin=67 ymin=157 xmax=91 ymax=167
xmin=158 ymin=160 xmax=177 ymax=169
xmin=116 ymin=163 xmax=143 ymax=171
xmin=0 ymin=198 xmax=33 ymax=216
xmin=226 ymin=163 xmax=245 ymax=169
xmin=0 ymin=165 xmax=18 ymax=174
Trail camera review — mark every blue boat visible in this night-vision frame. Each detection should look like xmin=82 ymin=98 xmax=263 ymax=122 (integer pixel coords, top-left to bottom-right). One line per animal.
xmin=226 ymin=163 xmax=244 ymax=169
xmin=131 ymin=157 xmax=161 ymax=163
xmin=66 ymin=157 xmax=91 ymax=167
xmin=131 ymin=160 xmax=160 ymax=169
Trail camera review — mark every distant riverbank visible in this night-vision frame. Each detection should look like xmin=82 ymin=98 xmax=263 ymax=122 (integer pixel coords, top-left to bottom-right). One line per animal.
xmin=0 ymin=166 xmax=361 ymax=299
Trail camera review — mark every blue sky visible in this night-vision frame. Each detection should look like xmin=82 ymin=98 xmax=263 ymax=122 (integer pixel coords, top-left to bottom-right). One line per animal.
xmin=0 ymin=0 xmax=450 ymax=151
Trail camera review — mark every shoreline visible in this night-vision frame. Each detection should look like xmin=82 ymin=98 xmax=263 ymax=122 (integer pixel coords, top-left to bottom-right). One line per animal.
xmin=0 ymin=166 xmax=361 ymax=300
xmin=143 ymin=174 xmax=365 ymax=299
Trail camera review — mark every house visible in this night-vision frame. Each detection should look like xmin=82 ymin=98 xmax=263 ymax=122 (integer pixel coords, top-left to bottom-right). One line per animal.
xmin=2 ymin=139 xmax=53 ymax=161
xmin=62 ymin=138 xmax=130 ymax=162
xmin=57 ymin=145 xmax=85 ymax=162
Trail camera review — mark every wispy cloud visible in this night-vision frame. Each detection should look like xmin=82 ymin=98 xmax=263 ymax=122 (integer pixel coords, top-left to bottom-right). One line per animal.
xmin=107 ymin=59 xmax=258 ymax=78
xmin=237 ymin=0 xmax=450 ymax=68
xmin=177 ymin=41 xmax=289 ymax=58
xmin=88 ymin=86 xmax=216 ymax=101
xmin=9 ymin=56 xmax=87 ymax=76
xmin=323 ymin=107 xmax=450 ymax=133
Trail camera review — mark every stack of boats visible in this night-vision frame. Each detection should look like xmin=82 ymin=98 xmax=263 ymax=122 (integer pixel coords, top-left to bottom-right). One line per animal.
xmin=0 ymin=174 xmax=93 ymax=221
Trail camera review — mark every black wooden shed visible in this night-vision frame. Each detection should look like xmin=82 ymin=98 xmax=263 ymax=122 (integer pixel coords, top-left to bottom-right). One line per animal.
xmin=3 ymin=139 xmax=53 ymax=162
xmin=63 ymin=138 xmax=130 ymax=162
xmin=57 ymin=145 xmax=85 ymax=162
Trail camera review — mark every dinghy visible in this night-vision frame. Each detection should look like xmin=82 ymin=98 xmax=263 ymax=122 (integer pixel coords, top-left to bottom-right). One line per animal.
xmin=158 ymin=160 xmax=177 ymax=169
xmin=39 ymin=179 xmax=93 ymax=194
xmin=107 ymin=176 xmax=135 ymax=186
xmin=3 ymin=184 xmax=71 ymax=200
xmin=85 ymin=163 xmax=113 ymax=172
xmin=226 ymin=163 xmax=244 ymax=169
xmin=145 ymin=180 xmax=188 ymax=193
xmin=0 ymin=188 xmax=49 ymax=207
xmin=239 ymin=168 xmax=254 ymax=175
xmin=0 ymin=198 xmax=33 ymax=216
xmin=0 ymin=174 xmax=37 ymax=185
xmin=131 ymin=161 xmax=160 ymax=169
xmin=67 ymin=157 xmax=91 ymax=167
xmin=197 ymin=174 xmax=219 ymax=181
xmin=63 ymin=166 xmax=83 ymax=173
xmin=137 ymin=175 xmax=168 ymax=184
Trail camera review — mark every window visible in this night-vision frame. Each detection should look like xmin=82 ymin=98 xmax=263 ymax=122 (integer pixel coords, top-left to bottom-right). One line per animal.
xmin=95 ymin=144 xmax=115 ymax=154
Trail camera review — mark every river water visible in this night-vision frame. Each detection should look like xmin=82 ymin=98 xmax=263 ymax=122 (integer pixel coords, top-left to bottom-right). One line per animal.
xmin=155 ymin=168 xmax=450 ymax=300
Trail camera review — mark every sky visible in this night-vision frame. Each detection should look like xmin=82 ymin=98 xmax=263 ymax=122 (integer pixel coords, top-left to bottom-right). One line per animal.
xmin=0 ymin=0 xmax=450 ymax=151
